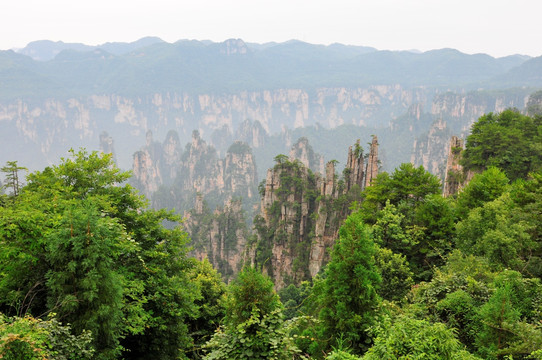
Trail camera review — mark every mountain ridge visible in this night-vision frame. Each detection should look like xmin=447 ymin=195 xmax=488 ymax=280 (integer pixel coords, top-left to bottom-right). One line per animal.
xmin=0 ymin=38 xmax=536 ymax=101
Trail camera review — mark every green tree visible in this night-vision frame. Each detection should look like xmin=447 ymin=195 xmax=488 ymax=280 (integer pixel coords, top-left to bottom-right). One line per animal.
xmin=204 ymin=267 xmax=302 ymax=360
xmin=475 ymin=271 xmax=542 ymax=359
xmin=274 ymin=154 xmax=289 ymax=165
xmin=0 ymin=314 xmax=94 ymax=360
xmin=455 ymin=166 xmax=509 ymax=219
xmin=0 ymin=150 xmax=200 ymax=359
xmin=387 ymin=163 xmax=442 ymax=206
xmin=414 ymin=194 xmax=456 ymax=260
xmin=1 ymin=161 xmax=27 ymax=197
xmin=372 ymin=199 xmax=447 ymax=281
xmin=362 ymin=316 xmax=481 ymax=360
xmin=509 ymin=169 xmax=542 ymax=278
xmin=187 ymin=259 xmax=227 ymax=359
xmin=373 ymin=247 xmax=413 ymax=302
xmin=456 ymin=193 xmax=534 ymax=272
xmin=310 ymin=212 xmax=381 ymax=354
xmin=45 ymin=201 xmax=126 ymax=359
xmin=409 ymin=250 xmax=497 ymax=349
xmin=358 ymin=163 xmax=441 ymax=224
xmin=279 ymin=281 xmax=312 ymax=320
xmin=462 ymin=109 xmax=542 ymax=181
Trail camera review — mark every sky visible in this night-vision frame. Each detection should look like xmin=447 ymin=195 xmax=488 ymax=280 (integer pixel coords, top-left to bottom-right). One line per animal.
xmin=2 ymin=0 xmax=542 ymax=58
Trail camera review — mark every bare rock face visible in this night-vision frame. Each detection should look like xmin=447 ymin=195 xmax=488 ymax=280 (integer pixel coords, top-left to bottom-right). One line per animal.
xmin=162 ymin=130 xmax=181 ymax=182
xmin=345 ymin=139 xmax=365 ymax=190
xmin=219 ymin=38 xmax=249 ymax=55
xmin=2 ymin=86 xmax=530 ymax=174
xmin=235 ymin=119 xmax=268 ymax=149
xmin=185 ymin=199 xmax=250 ymax=282
xmin=253 ymin=138 xmax=379 ymax=288
xmin=99 ymin=131 xmax=116 ymax=161
xmin=310 ymin=161 xmax=339 ymax=277
xmin=131 ymin=130 xmax=179 ymax=198
xmin=365 ymin=135 xmax=379 ymax=188
xmin=181 ymin=130 xmax=224 ymax=194
xmin=224 ymin=141 xmax=258 ymax=199
xmin=132 ymin=149 xmax=162 ymax=196
xmin=411 ymin=119 xmax=451 ymax=180
xmin=431 ymin=91 xmax=530 ymax=133
xmin=131 ymin=130 xmax=258 ymax=210
xmin=289 ymin=137 xmax=324 ymax=174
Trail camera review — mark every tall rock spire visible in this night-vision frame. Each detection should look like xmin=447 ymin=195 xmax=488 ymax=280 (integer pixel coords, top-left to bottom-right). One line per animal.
xmin=364 ymin=135 xmax=379 ymax=188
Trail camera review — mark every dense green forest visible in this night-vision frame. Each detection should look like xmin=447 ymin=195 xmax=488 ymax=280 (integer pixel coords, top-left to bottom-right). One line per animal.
xmin=1 ymin=108 xmax=542 ymax=359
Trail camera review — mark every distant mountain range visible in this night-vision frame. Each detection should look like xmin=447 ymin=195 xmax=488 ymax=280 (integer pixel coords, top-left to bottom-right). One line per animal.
xmin=0 ymin=38 xmax=538 ymax=100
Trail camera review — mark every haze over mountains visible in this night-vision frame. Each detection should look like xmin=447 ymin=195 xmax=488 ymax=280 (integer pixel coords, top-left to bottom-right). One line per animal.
xmin=2 ymin=37 xmax=534 ymax=98
xmin=0 ymin=37 xmax=541 ymax=176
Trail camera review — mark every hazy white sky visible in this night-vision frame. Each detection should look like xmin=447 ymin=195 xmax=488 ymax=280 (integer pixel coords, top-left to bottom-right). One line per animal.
xmin=3 ymin=0 xmax=541 ymax=57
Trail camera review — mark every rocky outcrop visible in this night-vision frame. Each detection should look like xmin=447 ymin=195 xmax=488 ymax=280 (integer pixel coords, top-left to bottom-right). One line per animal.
xmin=184 ymin=198 xmax=250 ymax=282
xmin=442 ymin=136 xmax=475 ymax=197
xmin=235 ymin=120 xmax=268 ymax=149
xmin=132 ymin=148 xmax=162 ymax=195
xmin=132 ymin=130 xmax=258 ymax=211
xmin=0 ymin=85 xmax=435 ymax=171
xmin=345 ymin=140 xmax=365 ymax=190
xmin=2 ymin=86 xmax=531 ymax=175
xmin=253 ymin=138 xmax=379 ymax=288
xmin=289 ymin=137 xmax=324 ymax=174
xmin=411 ymin=119 xmax=451 ymax=180
xmin=365 ymin=136 xmax=379 ymax=188
xmin=224 ymin=141 xmax=258 ymax=199
xmin=430 ymin=91 xmax=530 ymax=134
xmin=131 ymin=130 xmax=180 ymax=197
xmin=99 ymin=131 xmax=116 ymax=159
xmin=219 ymin=39 xmax=249 ymax=55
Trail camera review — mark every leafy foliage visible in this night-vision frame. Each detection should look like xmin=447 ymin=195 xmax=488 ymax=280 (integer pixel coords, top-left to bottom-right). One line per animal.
xmin=358 ymin=162 xmax=441 ymax=224
xmin=45 ymin=201 xmax=125 ymax=358
xmin=0 ymin=314 xmax=94 ymax=360
xmin=0 ymin=161 xmax=27 ymax=196
xmin=373 ymin=247 xmax=413 ymax=302
xmin=0 ymin=150 xmax=199 ymax=359
xmin=462 ymin=109 xmax=542 ymax=181
xmin=204 ymin=267 xmax=303 ymax=360
xmin=186 ymin=259 xmax=227 ymax=358
xmin=362 ymin=316 xmax=481 ymax=360
xmin=455 ymin=166 xmax=509 ymax=219
xmin=309 ymin=213 xmax=381 ymax=354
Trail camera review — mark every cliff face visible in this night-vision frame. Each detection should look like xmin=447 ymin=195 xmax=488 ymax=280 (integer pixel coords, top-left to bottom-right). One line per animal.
xmin=0 ymin=85 xmax=431 ymax=171
xmin=235 ymin=120 xmax=268 ymax=149
xmin=224 ymin=142 xmax=259 ymax=199
xmin=253 ymin=138 xmax=379 ymax=288
xmin=131 ymin=130 xmax=182 ymax=197
xmin=442 ymin=136 xmax=475 ymax=197
xmin=430 ymin=91 xmax=530 ymax=134
xmin=411 ymin=119 xmax=451 ymax=180
xmin=184 ymin=198 xmax=250 ymax=282
xmin=2 ymin=86 xmax=531 ymax=175
xmin=289 ymin=137 xmax=324 ymax=174
xmin=365 ymin=136 xmax=379 ymax=187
